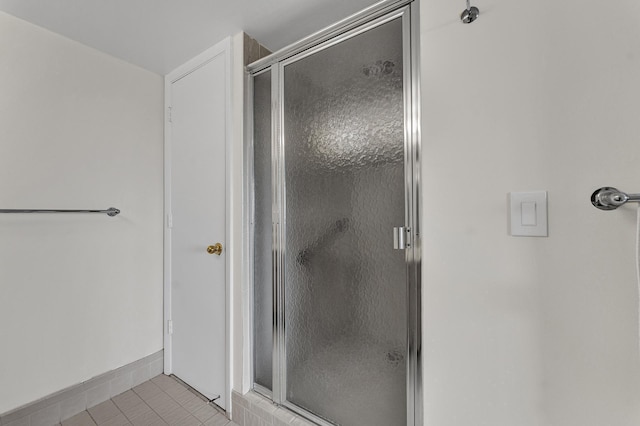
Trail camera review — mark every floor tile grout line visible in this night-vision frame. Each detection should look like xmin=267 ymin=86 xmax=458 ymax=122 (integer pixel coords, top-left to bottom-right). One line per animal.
xmin=131 ymin=384 xmax=191 ymax=425
xmin=168 ymin=375 xmax=217 ymax=405
xmin=164 ymin=374 xmax=226 ymax=419
xmin=117 ymin=398 xmax=155 ymax=424
xmin=141 ymin=376 xmax=223 ymax=425
xmin=119 ymin=382 xmax=177 ymax=425
xmin=128 ymin=399 xmax=167 ymax=425
xmin=86 ymin=408 xmax=99 ymax=425
xmin=130 ymin=384 xmax=170 ymax=424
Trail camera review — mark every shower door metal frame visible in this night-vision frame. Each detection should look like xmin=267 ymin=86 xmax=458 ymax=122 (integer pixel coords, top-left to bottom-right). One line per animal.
xmin=245 ymin=65 xmax=276 ymax=400
xmin=246 ymin=1 xmax=422 ymax=425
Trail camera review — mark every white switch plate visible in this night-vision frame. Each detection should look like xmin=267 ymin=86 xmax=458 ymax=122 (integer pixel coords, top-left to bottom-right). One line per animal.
xmin=508 ymin=191 xmax=548 ymax=237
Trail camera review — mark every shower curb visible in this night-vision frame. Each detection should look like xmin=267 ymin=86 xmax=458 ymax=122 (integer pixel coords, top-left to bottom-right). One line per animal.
xmin=232 ymin=390 xmax=315 ymax=426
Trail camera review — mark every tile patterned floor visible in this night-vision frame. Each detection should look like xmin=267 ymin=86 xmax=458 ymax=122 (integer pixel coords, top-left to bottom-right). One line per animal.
xmin=60 ymin=374 xmax=238 ymax=426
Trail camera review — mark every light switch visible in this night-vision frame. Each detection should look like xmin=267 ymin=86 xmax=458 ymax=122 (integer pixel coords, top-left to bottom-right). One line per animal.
xmin=521 ymin=201 xmax=537 ymax=226
xmin=509 ymin=191 xmax=548 ymax=237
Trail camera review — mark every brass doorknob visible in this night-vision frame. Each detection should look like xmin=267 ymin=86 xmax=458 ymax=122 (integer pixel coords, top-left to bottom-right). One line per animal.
xmin=207 ymin=243 xmax=223 ymax=255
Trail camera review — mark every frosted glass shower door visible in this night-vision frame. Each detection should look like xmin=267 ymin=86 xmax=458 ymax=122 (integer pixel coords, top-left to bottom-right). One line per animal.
xmin=282 ymin=17 xmax=407 ymax=426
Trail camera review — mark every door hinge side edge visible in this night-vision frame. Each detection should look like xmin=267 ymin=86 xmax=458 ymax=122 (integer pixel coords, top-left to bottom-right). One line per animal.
xmin=393 ymin=226 xmax=411 ymax=250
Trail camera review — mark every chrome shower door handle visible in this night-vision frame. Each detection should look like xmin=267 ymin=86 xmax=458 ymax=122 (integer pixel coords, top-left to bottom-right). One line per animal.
xmin=393 ymin=227 xmax=410 ymax=249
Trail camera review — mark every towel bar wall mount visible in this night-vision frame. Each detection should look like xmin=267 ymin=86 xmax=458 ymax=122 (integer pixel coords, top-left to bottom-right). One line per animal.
xmin=591 ymin=187 xmax=640 ymax=211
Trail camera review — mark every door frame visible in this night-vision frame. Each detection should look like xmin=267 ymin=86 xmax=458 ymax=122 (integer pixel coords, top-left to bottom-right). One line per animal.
xmin=163 ymin=37 xmax=232 ymax=410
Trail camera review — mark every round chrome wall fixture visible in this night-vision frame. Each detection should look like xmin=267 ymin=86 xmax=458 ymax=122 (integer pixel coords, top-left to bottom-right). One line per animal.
xmin=591 ymin=187 xmax=640 ymax=210
xmin=461 ymin=0 xmax=479 ymax=24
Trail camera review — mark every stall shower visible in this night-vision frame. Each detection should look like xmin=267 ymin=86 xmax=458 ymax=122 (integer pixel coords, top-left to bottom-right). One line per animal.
xmin=248 ymin=2 xmax=420 ymax=425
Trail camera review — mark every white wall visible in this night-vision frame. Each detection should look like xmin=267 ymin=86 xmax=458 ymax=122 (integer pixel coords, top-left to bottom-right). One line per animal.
xmin=0 ymin=11 xmax=164 ymax=414
xmin=420 ymin=0 xmax=640 ymax=425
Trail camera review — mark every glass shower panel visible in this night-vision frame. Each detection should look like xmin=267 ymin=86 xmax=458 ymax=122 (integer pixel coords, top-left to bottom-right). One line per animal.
xmin=283 ymin=18 xmax=406 ymax=426
xmin=253 ymin=70 xmax=273 ymax=391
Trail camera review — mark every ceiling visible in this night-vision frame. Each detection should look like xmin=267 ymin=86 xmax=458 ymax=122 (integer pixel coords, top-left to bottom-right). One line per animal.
xmin=0 ymin=0 xmax=380 ymax=75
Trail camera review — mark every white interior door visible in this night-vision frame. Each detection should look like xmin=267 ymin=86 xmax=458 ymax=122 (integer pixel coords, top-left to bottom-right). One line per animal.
xmin=166 ymin=44 xmax=228 ymax=409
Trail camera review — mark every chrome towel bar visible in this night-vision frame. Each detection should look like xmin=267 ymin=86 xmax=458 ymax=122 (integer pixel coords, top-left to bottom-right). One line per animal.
xmin=0 ymin=207 xmax=120 ymax=216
